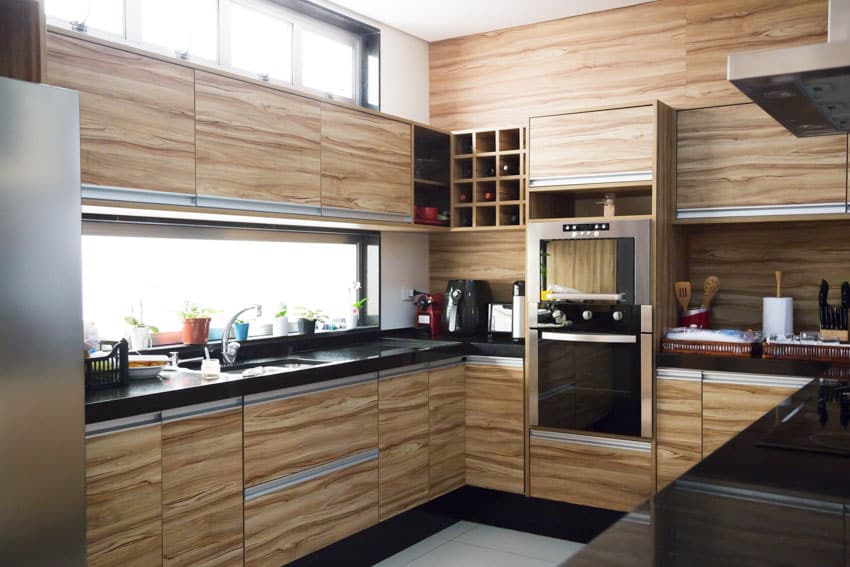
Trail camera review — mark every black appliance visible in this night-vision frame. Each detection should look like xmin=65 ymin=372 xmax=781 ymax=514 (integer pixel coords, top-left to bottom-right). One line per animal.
xmin=443 ymin=279 xmax=490 ymax=336
xmin=529 ymin=303 xmax=653 ymax=438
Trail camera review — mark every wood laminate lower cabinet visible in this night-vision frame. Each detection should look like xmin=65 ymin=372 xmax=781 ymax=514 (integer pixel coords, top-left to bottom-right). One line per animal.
xmin=195 ymin=71 xmax=321 ymax=210
xmin=656 ymin=368 xmax=703 ymax=491
xmin=465 ymin=358 xmax=525 ymax=494
xmin=320 ymin=103 xmax=412 ymax=219
xmin=530 ymin=431 xmax=652 ymax=512
xmin=161 ymin=400 xmax=244 ymax=567
xmin=428 ymin=362 xmax=466 ymax=497
xmin=702 ymin=372 xmax=808 ymax=457
xmin=243 ymin=374 xmax=378 ymax=487
xmin=85 ymin=417 xmax=162 ymax=567
xmin=45 ymin=32 xmax=196 ymax=195
xmin=378 ymin=368 xmax=430 ymax=520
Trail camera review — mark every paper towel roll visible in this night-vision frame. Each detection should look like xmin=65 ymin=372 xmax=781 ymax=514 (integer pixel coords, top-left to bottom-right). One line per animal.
xmin=763 ymin=297 xmax=793 ymax=338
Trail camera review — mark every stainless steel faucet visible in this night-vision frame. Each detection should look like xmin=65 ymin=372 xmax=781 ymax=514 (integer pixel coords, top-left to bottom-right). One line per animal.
xmin=222 ymin=304 xmax=262 ymax=366
xmin=168 ymin=346 xmax=210 ymax=369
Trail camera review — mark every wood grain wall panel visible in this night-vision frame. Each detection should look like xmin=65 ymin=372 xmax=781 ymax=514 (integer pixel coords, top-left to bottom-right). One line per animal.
xmin=0 ymin=0 xmax=44 ymax=82
xmin=45 ymin=33 xmax=195 ymax=194
xmin=546 ymin=240 xmax=617 ymax=295
xmin=685 ymin=0 xmax=828 ymax=106
xmin=686 ymin=220 xmax=850 ymax=330
xmin=162 ymin=408 xmax=243 ymax=567
xmin=86 ymin=425 xmax=162 ymax=567
xmin=429 ymin=230 xmax=525 ymax=299
xmin=656 ymin=377 xmax=702 ymax=491
xmin=243 ymin=381 xmax=378 ymax=487
xmin=429 ymin=0 xmax=686 ymax=129
xmin=195 ymin=71 xmax=321 ymax=205
xmin=378 ymin=372 xmax=430 ymax=520
xmin=429 ymin=364 xmax=466 ymax=497
xmin=677 ymin=104 xmax=847 ymax=210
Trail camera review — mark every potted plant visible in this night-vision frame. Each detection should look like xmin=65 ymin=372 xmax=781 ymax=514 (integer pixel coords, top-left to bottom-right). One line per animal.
xmin=273 ymin=303 xmax=289 ymax=337
xmin=293 ymin=307 xmax=327 ymax=336
xmin=178 ymin=303 xmax=216 ymax=345
xmin=233 ymin=319 xmax=250 ymax=341
xmin=347 ymin=297 xmax=367 ymax=330
xmin=124 ymin=316 xmax=159 ymax=350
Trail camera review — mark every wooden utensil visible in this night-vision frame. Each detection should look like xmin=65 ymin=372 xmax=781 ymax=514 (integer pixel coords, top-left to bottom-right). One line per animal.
xmin=703 ymin=276 xmax=720 ymax=310
xmin=675 ymin=281 xmax=691 ymax=312
xmin=775 ymin=271 xmax=782 ymax=298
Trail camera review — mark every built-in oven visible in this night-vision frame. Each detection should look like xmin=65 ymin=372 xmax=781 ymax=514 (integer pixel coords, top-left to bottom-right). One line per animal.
xmin=527 ymin=219 xmax=652 ymax=439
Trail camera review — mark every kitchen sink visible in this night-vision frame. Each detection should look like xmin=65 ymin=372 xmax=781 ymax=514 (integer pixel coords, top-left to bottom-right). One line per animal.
xmin=178 ymin=357 xmax=330 ymax=372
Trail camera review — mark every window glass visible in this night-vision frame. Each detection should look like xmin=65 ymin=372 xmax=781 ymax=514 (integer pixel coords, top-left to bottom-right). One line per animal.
xmin=139 ymin=0 xmax=218 ymax=60
xmin=230 ymin=2 xmax=293 ymax=82
xmin=46 ymin=0 xmax=124 ymax=35
xmin=301 ymin=29 xmax=354 ymax=99
xmin=367 ymin=54 xmax=379 ymax=107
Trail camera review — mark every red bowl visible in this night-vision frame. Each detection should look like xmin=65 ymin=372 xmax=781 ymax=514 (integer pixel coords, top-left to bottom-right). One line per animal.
xmin=421 ymin=207 xmax=438 ymax=220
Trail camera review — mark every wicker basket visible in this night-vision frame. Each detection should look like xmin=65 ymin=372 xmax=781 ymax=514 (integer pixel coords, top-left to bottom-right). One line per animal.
xmin=763 ymin=341 xmax=850 ymax=363
xmin=661 ymin=338 xmax=757 ymax=358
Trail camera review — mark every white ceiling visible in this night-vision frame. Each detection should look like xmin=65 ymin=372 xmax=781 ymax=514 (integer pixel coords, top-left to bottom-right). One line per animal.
xmin=328 ymin=0 xmax=656 ymax=42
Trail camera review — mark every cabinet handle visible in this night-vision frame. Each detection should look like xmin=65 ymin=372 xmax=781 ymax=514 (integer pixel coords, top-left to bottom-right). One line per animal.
xmin=530 ymin=170 xmax=652 ymax=188
xmin=85 ymin=411 xmax=161 ymax=438
xmin=162 ymin=397 xmax=242 ymax=422
xmin=321 ymin=206 xmax=411 ymax=224
xmin=702 ymin=371 xmax=811 ymax=389
xmin=465 ymin=355 xmax=524 ymax=368
xmin=379 ymin=363 xmax=428 ymax=380
xmin=676 ymin=479 xmax=843 ymax=515
xmin=195 ymin=194 xmax=322 ymax=216
xmin=428 ymin=357 xmax=465 ymax=370
xmin=530 ymin=429 xmax=651 ymax=452
xmin=244 ymin=372 xmax=377 ymax=405
xmin=677 ymin=202 xmax=846 ymax=220
xmin=657 ymin=368 xmax=702 ymax=382
xmin=82 ymin=183 xmax=196 ymax=207
xmin=244 ymin=449 xmax=378 ymax=501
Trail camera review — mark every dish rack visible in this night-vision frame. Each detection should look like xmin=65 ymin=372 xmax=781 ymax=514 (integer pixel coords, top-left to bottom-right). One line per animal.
xmin=85 ymin=339 xmax=129 ymax=390
xmin=661 ymin=338 xmax=758 ymax=358
xmin=763 ymin=341 xmax=850 ymax=363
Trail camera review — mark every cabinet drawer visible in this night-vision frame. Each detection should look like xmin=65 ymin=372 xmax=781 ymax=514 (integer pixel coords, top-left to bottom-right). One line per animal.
xmin=379 ymin=371 xmax=429 ymax=520
xmin=429 ymin=364 xmax=466 ymax=497
xmin=530 ymin=105 xmax=654 ymax=181
xmin=656 ymin=372 xmax=702 ymax=491
xmin=530 ymin=432 xmax=652 ymax=512
xmin=244 ymin=453 xmax=379 ymax=567
xmin=244 ymin=378 xmax=378 ymax=487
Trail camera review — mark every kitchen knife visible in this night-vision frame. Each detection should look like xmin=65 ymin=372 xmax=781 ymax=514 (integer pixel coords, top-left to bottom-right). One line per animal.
xmin=820 ymin=280 xmax=829 ymax=329
xmin=842 ymin=282 xmax=849 ymax=330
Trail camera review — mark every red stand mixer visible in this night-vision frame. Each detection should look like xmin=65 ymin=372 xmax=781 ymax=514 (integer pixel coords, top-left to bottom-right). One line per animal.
xmin=414 ymin=293 xmax=444 ymax=338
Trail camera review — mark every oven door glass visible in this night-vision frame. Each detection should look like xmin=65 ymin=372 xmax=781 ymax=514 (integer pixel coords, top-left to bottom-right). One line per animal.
xmin=540 ymin=238 xmax=635 ymax=303
xmin=537 ymin=332 xmax=641 ymax=436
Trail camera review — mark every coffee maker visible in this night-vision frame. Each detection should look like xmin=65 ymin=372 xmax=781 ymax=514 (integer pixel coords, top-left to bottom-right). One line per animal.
xmin=443 ymin=280 xmax=491 ymax=336
xmin=414 ymin=293 xmax=443 ymax=338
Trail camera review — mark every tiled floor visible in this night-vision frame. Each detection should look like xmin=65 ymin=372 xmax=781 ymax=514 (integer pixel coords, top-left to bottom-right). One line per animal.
xmin=373 ymin=521 xmax=584 ymax=567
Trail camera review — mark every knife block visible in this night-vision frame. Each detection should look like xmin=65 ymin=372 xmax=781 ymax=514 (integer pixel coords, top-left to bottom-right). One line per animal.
xmin=820 ymin=329 xmax=849 ymax=342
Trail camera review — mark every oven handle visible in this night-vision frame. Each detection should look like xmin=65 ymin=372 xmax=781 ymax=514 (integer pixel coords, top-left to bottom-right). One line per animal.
xmin=540 ymin=331 xmax=637 ymax=344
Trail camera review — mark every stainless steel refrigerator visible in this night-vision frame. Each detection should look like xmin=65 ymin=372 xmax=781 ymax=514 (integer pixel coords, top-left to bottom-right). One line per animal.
xmin=0 ymin=77 xmax=86 ymax=564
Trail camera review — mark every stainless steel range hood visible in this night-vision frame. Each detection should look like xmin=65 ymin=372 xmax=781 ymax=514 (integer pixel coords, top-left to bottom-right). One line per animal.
xmin=727 ymin=0 xmax=850 ymax=137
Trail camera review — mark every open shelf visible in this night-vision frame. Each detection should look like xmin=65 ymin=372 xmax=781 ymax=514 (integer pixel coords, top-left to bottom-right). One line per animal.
xmin=413 ymin=126 xmax=451 ymax=226
xmin=528 ymin=184 xmax=652 ymax=220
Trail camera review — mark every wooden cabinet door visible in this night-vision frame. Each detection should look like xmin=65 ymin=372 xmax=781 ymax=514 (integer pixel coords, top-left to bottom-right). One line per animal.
xmin=656 ymin=369 xmax=702 ymax=491
xmin=162 ymin=401 xmax=243 ymax=567
xmin=378 ymin=370 xmax=429 ymax=520
xmin=45 ymin=33 xmax=195 ymax=194
xmin=244 ymin=456 xmax=378 ymax=567
xmin=677 ymin=104 xmax=848 ymax=211
xmin=86 ymin=421 xmax=162 ymax=567
xmin=243 ymin=376 xmax=378 ymax=487
xmin=320 ymin=103 xmax=412 ymax=217
xmin=428 ymin=363 xmax=466 ymax=497
xmin=530 ymin=432 xmax=652 ymax=513
xmin=465 ymin=361 xmax=524 ymax=493
xmin=702 ymin=372 xmax=808 ymax=457
xmin=195 ymin=71 xmax=321 ymax=208
xmin=529 ymin=105 xmax=654 ymax=180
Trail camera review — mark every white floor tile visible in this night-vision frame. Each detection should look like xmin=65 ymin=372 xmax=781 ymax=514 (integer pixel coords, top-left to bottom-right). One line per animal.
xmin=430 ymin=520 xmax=479 ymax=541
xmin=372 ymin=534 xmax=448 ymax=567
xmin=455 ymin=524 xmax=584 ymax=563
xmin=404 ymin=541 xmax=555 ymax=567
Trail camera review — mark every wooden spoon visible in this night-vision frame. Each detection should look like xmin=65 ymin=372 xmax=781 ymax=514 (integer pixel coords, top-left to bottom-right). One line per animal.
xmin=675 ymin=281 xmax=691 ymax=312
xmin=775 ymin=271 xmax=782 ymax=298
xmin=703 ymin=276 xmax=720 ymax=310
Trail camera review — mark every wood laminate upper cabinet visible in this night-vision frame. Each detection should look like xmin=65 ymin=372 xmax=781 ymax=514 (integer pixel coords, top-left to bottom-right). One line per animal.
xmin=465 ymin=361 xmax=524 ymax=494
xmin=195 ymin=71 xmax=321 ymax=208
xmin=530 ymin=433 xmax=652 ymax=513
xmin=702 ymin=372 xmax=808 ymax=457
xmin=378 ymin=370 xmax=429 ymax=520
xmin=86 ymin=422 xmax=162 ymax=567
xmin=320 ymin=103 xmax=412 ymax=217
xmin=243 ymin=377 xmax=378 ymax=487
xmin=529 ymin=105 xmax=654 ymax=180
xmin=677 ymin=104 xmax=848 ymax=211
xmin=656 ymin=370 xmax=702 ymax=491
xmin=161 ymin=402 xmax=243 ymax=567
xmin=45 ymin=33 xmax=195 ymax=194
xmin=428 ymin=363 xmax=466 ymax=498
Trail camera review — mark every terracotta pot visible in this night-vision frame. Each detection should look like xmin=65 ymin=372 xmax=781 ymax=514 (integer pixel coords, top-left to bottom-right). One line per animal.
xmin=182 ymin=318 xmax=211 ymax=345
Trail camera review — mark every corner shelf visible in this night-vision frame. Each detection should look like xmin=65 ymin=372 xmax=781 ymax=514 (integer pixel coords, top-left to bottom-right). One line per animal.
xmin=451 ymin=126 xmax=527 ymax=230
xmin=413 ymin=126 xmax=451 ymax=227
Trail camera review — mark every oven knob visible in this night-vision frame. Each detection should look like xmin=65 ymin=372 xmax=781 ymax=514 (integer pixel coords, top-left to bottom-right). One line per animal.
xmin=582 ymin=310 xmax=593 ymax=321
xmin=612 ymin=311 xmax=623 ymax=321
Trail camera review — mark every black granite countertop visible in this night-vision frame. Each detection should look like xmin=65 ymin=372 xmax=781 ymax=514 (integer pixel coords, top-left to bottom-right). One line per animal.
xmin=564 ymin=374 xmax=850 ymax=566
xmin=86 ymin=332 xmax=522 ymax=423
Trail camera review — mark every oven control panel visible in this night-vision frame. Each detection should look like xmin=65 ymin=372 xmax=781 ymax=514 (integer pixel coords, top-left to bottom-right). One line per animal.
xmin=562 ymin=222 xmax=610 ymax=237
xmin=537 ymin=303 xmax=642 ymax=333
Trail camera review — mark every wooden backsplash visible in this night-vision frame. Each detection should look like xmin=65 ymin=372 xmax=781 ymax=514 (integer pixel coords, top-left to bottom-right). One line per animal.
xmin=687 ymin=221 xmax=850 ymax=331
xmin=429 ymin=231 xmax=526 ymax=300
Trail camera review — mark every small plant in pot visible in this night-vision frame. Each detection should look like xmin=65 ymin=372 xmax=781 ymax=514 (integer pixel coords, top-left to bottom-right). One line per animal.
xmin=273 ymin=303 xmax=289 ymax=337
xmin=293 ymin=307 xmax=328 ymax=336
xmin=124 ymin=316 xmax=159 ymax=350
xmin=233 ymin=319 xmax=250 ymax=341
xmin=347 ymin=297 xmax=367 ymax=330
xmin=178 ymin=303 xmax=217 ymax=345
